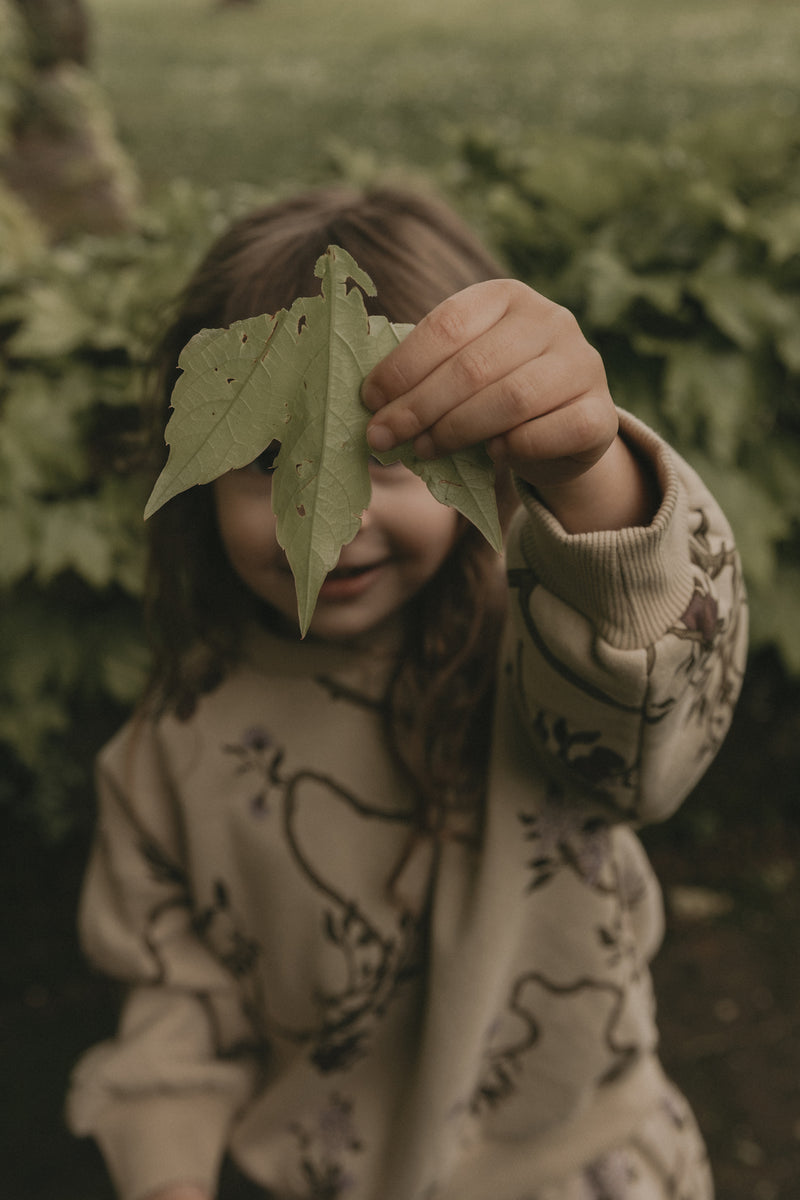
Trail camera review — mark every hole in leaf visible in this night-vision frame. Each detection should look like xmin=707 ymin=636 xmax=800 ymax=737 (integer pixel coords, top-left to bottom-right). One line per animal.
xmin=296 ymin=504 xmax=306 ymax=517
xmin=252 ymin=439 xmax=281 ymax=475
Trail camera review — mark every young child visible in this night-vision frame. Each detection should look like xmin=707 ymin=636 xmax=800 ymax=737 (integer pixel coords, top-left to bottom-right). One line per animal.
xmin=67 ymin=185 xmax=747 ymax=1200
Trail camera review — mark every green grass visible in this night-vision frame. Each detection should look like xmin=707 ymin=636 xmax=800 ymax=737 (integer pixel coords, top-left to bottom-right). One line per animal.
xmin=90 ymin=0 xmax=800 ymax=194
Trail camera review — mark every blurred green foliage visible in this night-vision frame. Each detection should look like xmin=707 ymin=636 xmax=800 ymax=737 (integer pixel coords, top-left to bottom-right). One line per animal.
xmin=455 ymin=111 xmax=800 ymax=672
xmin=0 ymin=178 xmax=270 ymax=837
xmin=0 ymin=0 xmax=29 ymax=152
xmin=2 ymin=106 xmax=800 ymax=839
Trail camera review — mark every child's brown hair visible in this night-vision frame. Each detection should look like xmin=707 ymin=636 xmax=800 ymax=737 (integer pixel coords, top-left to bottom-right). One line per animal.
xmin=144 ymin=184 xmax=517 ymax=827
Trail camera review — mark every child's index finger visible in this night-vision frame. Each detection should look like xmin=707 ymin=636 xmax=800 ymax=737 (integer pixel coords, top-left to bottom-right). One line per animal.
xmin=362 ymin=281 xmax=510 ymax=413
xmin=360 ymin=375 xmax=391 ymax=414
xmin=361 ymin=331 xmax=426 ymax=413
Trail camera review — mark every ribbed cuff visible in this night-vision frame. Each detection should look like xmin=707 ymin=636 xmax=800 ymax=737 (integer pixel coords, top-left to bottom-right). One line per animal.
xmin=512 ymin=411 xmax=697 ymax=650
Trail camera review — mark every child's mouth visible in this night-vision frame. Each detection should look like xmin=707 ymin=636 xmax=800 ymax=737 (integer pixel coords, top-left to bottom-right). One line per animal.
xmin=328 ymin=563 xmax=376 ymax=580
xmin=318 ymin=560 xmax=386 ymax=600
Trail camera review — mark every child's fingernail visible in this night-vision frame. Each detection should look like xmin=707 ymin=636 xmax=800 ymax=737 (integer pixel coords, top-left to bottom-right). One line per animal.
xmin=414 ymin=433 xmax=436 ymax=460
xmin=362 ymin=382 xmax=387 ymax=412
xmin=367 ymin=423 xmax=395 ymax=452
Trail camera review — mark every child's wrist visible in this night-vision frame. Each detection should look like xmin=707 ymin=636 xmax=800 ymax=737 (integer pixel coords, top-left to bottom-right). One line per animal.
xmin=532 ymin=437 xmax=659 ymax=534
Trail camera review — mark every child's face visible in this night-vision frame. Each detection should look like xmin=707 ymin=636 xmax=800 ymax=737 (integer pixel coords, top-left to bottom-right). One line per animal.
xmin=213 ymin=457 xmax=460 ymax=640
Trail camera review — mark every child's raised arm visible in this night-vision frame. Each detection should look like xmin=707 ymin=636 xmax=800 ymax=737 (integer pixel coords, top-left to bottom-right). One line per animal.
xmin=363 ymin=280 xmax=658 ymax=534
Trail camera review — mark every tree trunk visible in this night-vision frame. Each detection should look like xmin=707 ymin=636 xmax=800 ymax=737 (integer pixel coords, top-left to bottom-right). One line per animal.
xmin=1 ymin=0 xmax=139 ymax=239
xmin=12 ymin=0 xmax=90 ymax=67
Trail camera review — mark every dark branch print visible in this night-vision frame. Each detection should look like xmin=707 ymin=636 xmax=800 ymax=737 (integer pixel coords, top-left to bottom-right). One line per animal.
xmin=204 ymin=729 xmax=424 ymax=1075
xmin=470 ymin=971 xmax=642 ymax=1115
xmin=518 ymin=780 xmax=615 ymax=894
xmin=288 ymin=1092 xmax=364 ymax=1198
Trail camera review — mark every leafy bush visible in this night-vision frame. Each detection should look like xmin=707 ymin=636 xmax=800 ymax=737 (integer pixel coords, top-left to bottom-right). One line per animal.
xmin=3 ymin=107 xmax=800 ymax=840
xmin=454 ymin=108 xmax=800 ymax=673
xmin=0 ymin=180 xmax=270 ymax=837
xmin=0 ymin=0 xmax=28 ymax=154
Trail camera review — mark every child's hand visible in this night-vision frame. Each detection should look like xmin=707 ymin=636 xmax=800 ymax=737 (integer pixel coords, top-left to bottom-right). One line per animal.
xmin=363 ymin=280 xmax=657 ymax=532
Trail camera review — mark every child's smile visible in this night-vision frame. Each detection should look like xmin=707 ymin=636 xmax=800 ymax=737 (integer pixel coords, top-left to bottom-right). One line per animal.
xmin=213 ymin=458 xmax=460 ymax=640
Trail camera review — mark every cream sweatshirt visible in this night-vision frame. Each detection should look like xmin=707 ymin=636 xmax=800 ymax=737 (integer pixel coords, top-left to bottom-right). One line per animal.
xmin=67 ymin=413 xmax=747 ymax=1200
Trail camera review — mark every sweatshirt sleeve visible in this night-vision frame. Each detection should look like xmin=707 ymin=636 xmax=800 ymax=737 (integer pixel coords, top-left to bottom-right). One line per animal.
xmin=503 ymin=409 xmax=748 ymax=825
xmin=66 ymin=718 xmax=262 ymax=1200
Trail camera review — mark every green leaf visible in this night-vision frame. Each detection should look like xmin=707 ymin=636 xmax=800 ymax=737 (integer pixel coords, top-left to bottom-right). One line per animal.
xmin=374 ymin=427 xmax=502 ymax=554
xmin=0 ymin=504 xmax=36 ymax=587
xmin=749 ymin=568 xmax=800 ymax=675
xmin=362 ymin=322 xmax=503 ymax=556
xmin=34 ymin=498 xmax=116 ymax=588
xmin=145 ymin=245 xmax=501 ymax=636
xmin=690 ymin=248 xmax=800 ymax=352
xmin=0 ymin=369 xmax=89 ymax=499
xmin=756 ymin=200 xmax=800 ymax=266
xmin=662 ymin=344 xmax=757 ymax=464
xmin=577 ymin=246 xmax=683 ymax=328
xmin=1 ymin=283 xmax=97 ymax=359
